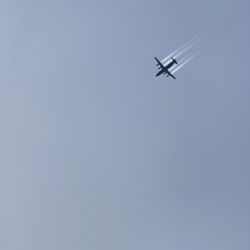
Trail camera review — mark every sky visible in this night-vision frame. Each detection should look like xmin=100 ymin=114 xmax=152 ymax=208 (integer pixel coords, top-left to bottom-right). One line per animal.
xmin=1 ymin=0 xmax=250 ymax=250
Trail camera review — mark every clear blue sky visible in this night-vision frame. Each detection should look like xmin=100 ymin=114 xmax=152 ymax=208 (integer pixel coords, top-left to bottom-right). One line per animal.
xmin=1 ymin=1 xmax=250 ymax=249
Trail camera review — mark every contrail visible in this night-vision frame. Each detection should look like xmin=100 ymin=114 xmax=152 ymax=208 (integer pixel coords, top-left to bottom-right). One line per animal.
xmin=161 ymin=16 xmax=222 ymax=65
xmin=171 ymin=50 xmax=205 ymax=74
xmin=165 ymin=43 xmax=208 ymax=71
xmin=161 ymin=27 xmax=212 ymax=64
xmin=177 ymin=51 xmax=196 ymax=64
xmin=163 ymin=41 xmax=200 ymax=66
xmin=171 ymin=42 xmax=212 ymax=74
xmin=161 ymin=44 xmax=188 ymax=64
xmin=157 ymin=14 xmax=226 ymax=77
xmin=173 ymin=32 xmax=209 ymax=59
xmin=162 ymin=44 xmax=197 ymax=66
xmin=161 ymin=41 xmax=196 ymax=64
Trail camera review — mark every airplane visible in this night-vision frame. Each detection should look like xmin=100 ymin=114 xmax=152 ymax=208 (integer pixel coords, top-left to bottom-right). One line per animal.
xmin=155 ymin=56 xmax=178 ymax=79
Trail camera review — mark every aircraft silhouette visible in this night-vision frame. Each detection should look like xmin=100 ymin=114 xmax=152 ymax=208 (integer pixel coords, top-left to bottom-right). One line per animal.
xmin=155 ymin=57 xmax=178 ymax=79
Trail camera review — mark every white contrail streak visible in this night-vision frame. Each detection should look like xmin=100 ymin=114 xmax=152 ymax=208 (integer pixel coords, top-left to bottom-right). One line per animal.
xmin=161 ymin=44 xmax=187 ymax=64
xmin=171 ymin=42 xmax=212 ymax=74
xmin=171 ymin=52 xmax=201 ymax=74
xmin=163 ymin=42 xmax=200 ymax=66
xmin=161 ymin=28 xmax=212 ymax=64
xmin=163 ymin=43 xmax=197 ymax=66
xmin=176 ymin=52 xmax=194 ymax=65
xmin=158 ymin=15 xmax=224 ymax=76
xmin=173 ymin=33 xmax=208 ymax=59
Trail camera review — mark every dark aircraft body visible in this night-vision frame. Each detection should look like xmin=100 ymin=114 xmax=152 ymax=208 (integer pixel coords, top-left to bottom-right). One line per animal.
xmin=155 ymin=57 xmax=178 ymax=79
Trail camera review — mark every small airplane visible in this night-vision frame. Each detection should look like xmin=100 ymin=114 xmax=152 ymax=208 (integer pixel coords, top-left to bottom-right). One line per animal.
xmin=155 ymin=57 xmax=178 ymax=79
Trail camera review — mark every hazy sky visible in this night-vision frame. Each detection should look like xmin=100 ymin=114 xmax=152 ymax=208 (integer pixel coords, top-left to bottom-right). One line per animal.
xmin=1 ymin=1 xmax=250 ymax=250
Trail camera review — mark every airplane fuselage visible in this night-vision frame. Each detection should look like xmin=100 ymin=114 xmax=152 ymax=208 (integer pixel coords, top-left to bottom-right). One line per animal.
xmin=166 ymin=61 xmax=175 ymax=69
xmin=156 ymin=61 xmax=174 ymax=77
xmin=154 ymin=56 xmax=177 ymax=79
xmin=156 ymin=69 xmax=165 ymax=77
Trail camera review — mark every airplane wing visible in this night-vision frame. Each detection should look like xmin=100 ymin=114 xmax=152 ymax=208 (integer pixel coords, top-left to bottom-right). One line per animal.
xmin=166 ymin=70 xmax=176 ymax=79
xmin=155 ymin=57 xmax=165 ymax=70
xmin=168 ymin=72 xmax=176 ymax=79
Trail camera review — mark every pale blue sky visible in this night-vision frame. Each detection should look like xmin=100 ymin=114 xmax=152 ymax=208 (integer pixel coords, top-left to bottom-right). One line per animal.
xmin=1 ymin=1 xmax=250 ymax=250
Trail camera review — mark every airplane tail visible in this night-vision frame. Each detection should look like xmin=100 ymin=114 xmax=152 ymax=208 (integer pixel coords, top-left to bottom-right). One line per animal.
xmin=171 ymin=57 xmax=179 ymax=65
